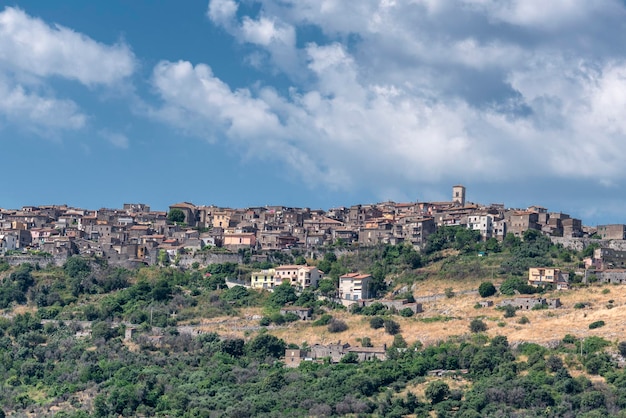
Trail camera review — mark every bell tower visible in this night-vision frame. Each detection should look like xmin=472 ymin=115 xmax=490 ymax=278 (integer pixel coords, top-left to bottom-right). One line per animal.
xmin=452 ymin=185 xmax=466 ymax=206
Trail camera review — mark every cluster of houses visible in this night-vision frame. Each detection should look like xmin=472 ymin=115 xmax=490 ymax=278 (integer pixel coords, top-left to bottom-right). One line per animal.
xmin=2 ymin=185 xmax=626 ymax=271
xmin=285 ymin=342 xmax=387 ymax=367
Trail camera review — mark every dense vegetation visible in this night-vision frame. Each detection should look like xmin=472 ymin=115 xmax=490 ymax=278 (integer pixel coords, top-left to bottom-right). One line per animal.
xmin=0 ymin=232 xmax=612 ymax=416
xmin=1 ymin=312 xmax=625 ymax=417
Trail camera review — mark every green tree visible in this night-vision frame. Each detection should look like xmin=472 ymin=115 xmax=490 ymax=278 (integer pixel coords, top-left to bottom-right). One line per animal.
xmin=167 ymin=208 xmax=185 ymax=223
xmin=267 ymin=282 xmax=297 ymax=308
xmin=316 ymin=279 xmax=337 ymax=297
xmin=470 ymin=319 xmax=487 ymax=333
xmin=425 ymin=381 xmax=450 ymax=404
xmin=370 ymin=317 xmax=384 ymax=329
xmin=478 ymin=282 xmax=496 ymax=297
xmin=384 ymin=319 xmax=400 ymax=335
xmin=246 ymin=334 xmax=286 ymax=361
xmin=64 ymin=257 xmax=91 ymax=278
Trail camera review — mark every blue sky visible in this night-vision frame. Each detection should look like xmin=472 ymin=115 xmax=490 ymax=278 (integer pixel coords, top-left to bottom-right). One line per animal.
xmin=2 ymin=1 xmax=626 ymax=226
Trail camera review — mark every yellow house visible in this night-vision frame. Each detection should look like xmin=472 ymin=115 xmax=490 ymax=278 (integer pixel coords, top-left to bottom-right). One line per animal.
xmin=250 ymin=268 xmax=277 ymax=290
xmin=528 ymin=267 xmax=569 ymax=289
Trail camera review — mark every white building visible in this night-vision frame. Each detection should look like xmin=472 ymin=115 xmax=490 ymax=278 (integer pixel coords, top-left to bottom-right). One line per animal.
xmin=250 ymin=265 xmax=322 ymax=290
xmin=339 ymin=273 xmax=373 ymax=306
xmin=0 ymin=233 xmax=18 ymax=255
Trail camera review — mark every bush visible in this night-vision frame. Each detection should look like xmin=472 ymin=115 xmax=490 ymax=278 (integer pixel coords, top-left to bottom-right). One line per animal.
xmin=259 ymin=317 xmax=271 ymax=326
xmin=328 ymin=319 xmax=348 ymax=333
xmin=589 ymin=320 xmax=605 ymax=329
xmin=425 ymin=381 xmax=450 ymax=404
xmin=518 ymin=316 xmax=530 ymax=324
xmin=470 ymin=319 xmax=487 ymax=333
xmin=618 ymin=341 xmax=626 ymax=357
xmin=445 ymin=288 xmax=455 ymax=298
xmin=270 ymin=313 xmax=286 ymax=325
xmin=369 ymin=316 xmax=385 ymax=329
xmin=283 ymin=313 xmax=300 ymax=322
xmin=399 ymin=308 xmax=414 ymax=317
xmin=312 ymin=314 xmax=333 ymax=326
xmin=502 ymin=305 xmax=517 ymax=318
xmin=360 ymin=336 xmax=373 ymax=347
xmin=383 ymin=319 xmax=400 ymax=335
xmin=574 ymin=302 xmax=587 ymax=309
xmin=478 ymin=281 xmax=496 ymax=297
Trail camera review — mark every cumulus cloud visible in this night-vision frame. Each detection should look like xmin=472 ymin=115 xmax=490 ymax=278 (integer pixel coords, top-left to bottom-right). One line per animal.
xmin=152 ymin=0 xmax=626 ymax=199
xmin=0 ymin=7 xmax=135 ymax=86
xmin=0 ymin=7 xmax=135 ymax=136
xmin=207 ymin=0 xmax=301 ymax=77
xmin=0 ymin=75 xmax=86 ymax=132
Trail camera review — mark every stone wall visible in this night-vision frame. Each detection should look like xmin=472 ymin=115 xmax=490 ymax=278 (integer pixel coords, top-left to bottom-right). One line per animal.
xmin=4 ymin=254 xmax=67 ymax=268
xmin=595 ymin=270 xmax=626 ymax=284
xmin=550 ymin=237 xmax=626 ymax=251
xmin=176 ymin=252 xmax=242 ymax=268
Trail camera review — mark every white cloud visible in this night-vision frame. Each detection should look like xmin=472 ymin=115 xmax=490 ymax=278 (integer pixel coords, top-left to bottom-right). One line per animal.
xmin=152 ymin=0 xmax=626 ymax=199
xmin=208 ymin=1 xmax=301 ymax=77
xmin=466 ymin=0 xmax=621 ymax=29
xmin=0 ymin=7 xmax=136 ymax=136
xmin=0 ymin=75 xmax=86 ymax=131
xmin=99 ymin=130 xmax=129 ymax=149
xmin=207 ymin=0 xmax=238 ymax=29
xmin=0 ymin=7 xmax=135 ymax=86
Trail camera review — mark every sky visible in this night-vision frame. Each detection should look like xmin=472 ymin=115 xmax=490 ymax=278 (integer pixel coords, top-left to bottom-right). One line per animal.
xmin=2 ymin=1 xmax=626 ymax=225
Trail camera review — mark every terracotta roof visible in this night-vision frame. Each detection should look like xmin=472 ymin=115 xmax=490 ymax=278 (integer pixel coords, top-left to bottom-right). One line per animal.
xmin=340 ymin=272 xmax=372 ymax=280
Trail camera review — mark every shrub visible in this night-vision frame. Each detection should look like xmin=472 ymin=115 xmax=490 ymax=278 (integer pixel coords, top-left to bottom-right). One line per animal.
xmin=602 ymin=288 xmax=610 ymax=294
xmin=503 ymin=305 xmax=517 ymax=318
xmin=589 ymin=320 xmax=605 ymax=329
xmin=518 ymin=316 xmax=530 ymax=324
xmin=478 ymin=281 xmax=497 ymax=298
xmin=328 ymin=319 xmax=348 ymax=333
xmin=383 ymin=319 xmax=400 ymax=335
xmin=369 ymin=316 xmax=385 ymax=329
xmin=445 ymin=288 xmax=455 ymax=298
xmin=399 ymin=308 xmax=414 ymax=317
xmin=618 ymin=341 xmax=626 ymax=357
xmin=259 ymin=317 xmax=271 ymax=326
xmin=470 ymin=319 xmax=487 ymax=333
xmin=270 ymin=313 xmax=286 ymax=325
xmin=562 ymin=334 xmax=577 ymax=344
xmin=574 ymin=302 xmax=587 ymax=309
xmin=425 ymin=381 xmax=450 ymax=404
xmin=283 ymin=313 xmax=300 ymax=322
xmin=546 ymin=355 xmax=564 ymax=372
xmin=313 ymin=314 xmax=332 ymax=326
xmin=360 ymin=337 xmax=373 ymax=347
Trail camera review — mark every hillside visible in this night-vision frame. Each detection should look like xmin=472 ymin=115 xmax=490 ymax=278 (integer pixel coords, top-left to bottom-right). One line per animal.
xmin=0 ymin=234 xmax=625 ymax=417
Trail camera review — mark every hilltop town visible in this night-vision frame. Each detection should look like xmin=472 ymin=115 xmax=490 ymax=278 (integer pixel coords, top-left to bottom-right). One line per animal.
xmin=4 ymin=186 xmax=626 ymax=416
xmin=0 ymin=185 xmax=609 ymax=265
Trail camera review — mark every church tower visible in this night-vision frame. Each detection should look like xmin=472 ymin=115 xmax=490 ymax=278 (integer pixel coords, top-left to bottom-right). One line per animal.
xmin=452 ymin=185 xmax=466 ymax=206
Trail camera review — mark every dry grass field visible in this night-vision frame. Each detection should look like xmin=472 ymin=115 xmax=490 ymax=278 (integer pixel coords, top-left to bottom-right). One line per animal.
xmin=196 ymin=280 xmax=626 ymax=350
